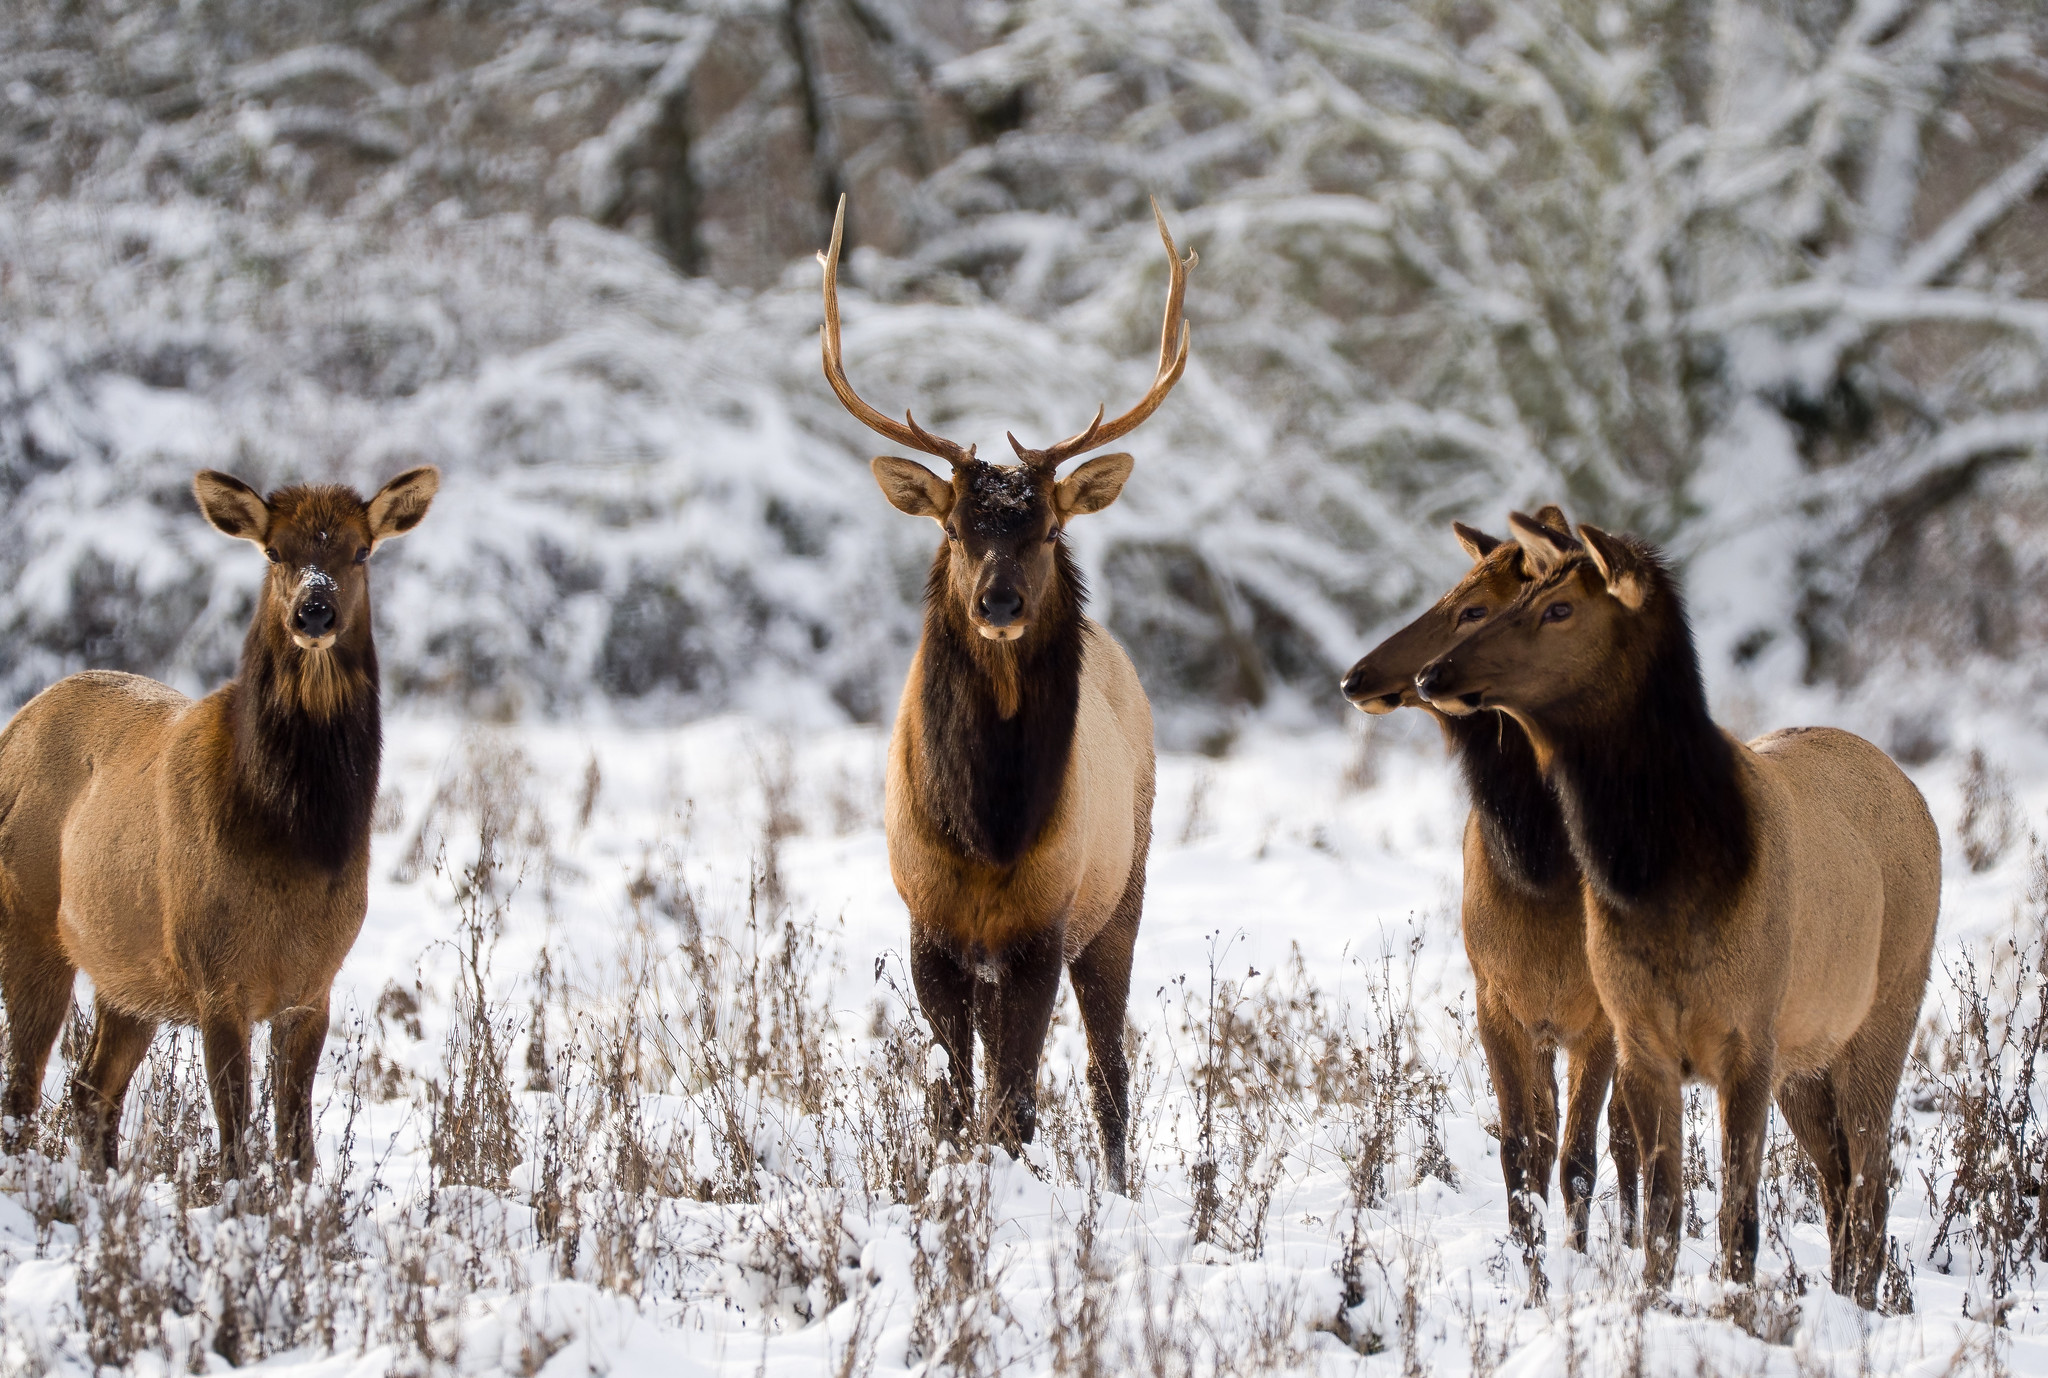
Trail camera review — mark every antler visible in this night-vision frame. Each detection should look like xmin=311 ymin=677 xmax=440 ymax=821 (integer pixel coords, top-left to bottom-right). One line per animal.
xmin=818 ymin=196 xmax=975 ymax=468
xmin=1009 ymin=198 xmax=1196 ymax=470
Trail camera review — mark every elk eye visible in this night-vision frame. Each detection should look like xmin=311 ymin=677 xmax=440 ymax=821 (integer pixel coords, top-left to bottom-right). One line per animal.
xmin=944 ymin=526 xmax=959 ymax=542
xmin=1045 ymin=528 xmax=1059 ymax=545
xmin=1543 ymin=602 xmax=1573 ymax=623
xmin=264 ymin=548 xmax=281 ymax=564
xmin=1458 ymin=605 xmax=1487 ymax=623
xmin=354 ymin=547 xmax=370 ymax=564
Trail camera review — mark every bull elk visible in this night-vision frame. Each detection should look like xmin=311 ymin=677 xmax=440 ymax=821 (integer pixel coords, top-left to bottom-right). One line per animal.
xmin=0 ymin=467 xmax=439 ymax=1178
xmin=820 ymin=196 xmax=1191 ymax=1190
xmin=1416 ymin=516 xmax=1939 ymax=1306
xmin=1341 ymin=507 xmax=1637 ymax=1262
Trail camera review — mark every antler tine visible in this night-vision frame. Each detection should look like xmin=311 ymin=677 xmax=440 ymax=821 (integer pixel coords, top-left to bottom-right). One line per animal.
xmin=818 ymin=195 xmax=974 ymax=468
xmin=1025 ymin=198 xmax=1196 ymax=469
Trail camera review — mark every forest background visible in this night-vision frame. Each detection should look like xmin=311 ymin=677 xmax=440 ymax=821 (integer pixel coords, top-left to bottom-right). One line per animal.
xmin=7 ymin=0 xmax=2048 ymax=751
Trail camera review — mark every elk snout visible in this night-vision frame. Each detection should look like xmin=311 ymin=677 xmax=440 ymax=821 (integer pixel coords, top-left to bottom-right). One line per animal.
xmin=1415 ymin=659 xmax=1483 ymax=715
xmin=289 ymin=572 xmax=341 ymax=648
xmin=294 ymin=599 xmax=335 ymax=640
xmin=976 ymin=585 xmax=1026 ymax=639
xmin=1340 ymin=659 xmax=1405 ymax=714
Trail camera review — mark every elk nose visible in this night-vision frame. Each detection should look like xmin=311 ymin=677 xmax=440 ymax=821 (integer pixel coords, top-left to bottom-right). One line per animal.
xmin=979 ymin=587 xmax=1023 ymax=626
xmin=294 ymin=599 xmax=335 ymax=638
xmin=1414 ymin=661 xmax=1452 ymax=700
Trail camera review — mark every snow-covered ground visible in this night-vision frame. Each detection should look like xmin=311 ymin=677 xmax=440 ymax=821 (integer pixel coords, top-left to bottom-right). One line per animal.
xmin=3 ymin=708 xmax=2044 ymax=1377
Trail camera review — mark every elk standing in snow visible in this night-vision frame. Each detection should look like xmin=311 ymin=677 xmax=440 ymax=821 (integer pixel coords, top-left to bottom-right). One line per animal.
xmin=1416 ymin=516 xmax=1939 ymax=1305
xmin=0 ymin=467 xmax=438 ymax=1178
xmin=1342 ymin=507 xmax=1638 ymax=1259
xmin=820 ymin=197 xmax=1191 ymax=1189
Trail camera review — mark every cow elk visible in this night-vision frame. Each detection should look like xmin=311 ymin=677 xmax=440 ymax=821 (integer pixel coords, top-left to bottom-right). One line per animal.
xmin=820 ymin=195 xmax=1191 ymax=1190
xmin=0 ymin=466 xmax=439 ymax=1179
xmin=1342 ymin=507 xmax=1637 ymax=1264
xmin=1416 ymin=516 xmax=1939 ymax=1306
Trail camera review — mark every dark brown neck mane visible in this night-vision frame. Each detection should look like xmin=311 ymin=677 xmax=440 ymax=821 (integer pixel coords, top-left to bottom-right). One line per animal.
xmin=225 ymin=601 xmax=382 ymax=873
xmin=1447 ymin=712 xmax=1574 ymax=894
xmin=917 ymin=543 xmax=1085 ymax=868
xmin=1542 ymin=556 xmax=1752 ymax=915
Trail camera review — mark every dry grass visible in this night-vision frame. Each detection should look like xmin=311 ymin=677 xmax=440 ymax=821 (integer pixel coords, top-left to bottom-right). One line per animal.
xmin=1 ymin=734 xmax=2043 ymax=1376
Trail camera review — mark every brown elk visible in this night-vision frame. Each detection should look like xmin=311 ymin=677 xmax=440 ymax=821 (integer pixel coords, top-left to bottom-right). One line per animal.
xmin=1341 ymin=507 xmax=1637 ymax=1260
xmin=0 ymin=467 xmax=439 ymax=1178
xmin=820 ymin=196 xmax=1189 ymax=1190
xmin=1415 ymin=516 xmax=1939 ymax=1306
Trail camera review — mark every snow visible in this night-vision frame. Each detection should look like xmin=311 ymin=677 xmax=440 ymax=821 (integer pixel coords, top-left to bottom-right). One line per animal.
xmin=1 ymin=708 xmax=2041 ymax=1376
xmin=4 ymin=0 xmax=2048 ymax=1371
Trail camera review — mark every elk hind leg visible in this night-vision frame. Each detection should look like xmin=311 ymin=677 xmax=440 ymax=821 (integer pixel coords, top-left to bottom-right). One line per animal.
xmin=1607 ymin=1078 xmax=1641 ymax=1247
xmin=0 ymin=922 xmax=73 ymax=1146
xmin=1560 ymin=1027 xmax=1618 ymax=1252
xmin=1532 ymin=1045 xmax=1561 ymax=1202
xmin=1775 ymin=1074 xmax=1851 ymax=1275
xmin=1070 ymin=911 xmax=1140 ymax=1194
xmin=272 ymin=1000 xmax=330 ymax=1178
xmin=1830 ymin=1010 xmax=1916 ymax=1309
xmin=911 ymin=930 xmax=977 ymax=1142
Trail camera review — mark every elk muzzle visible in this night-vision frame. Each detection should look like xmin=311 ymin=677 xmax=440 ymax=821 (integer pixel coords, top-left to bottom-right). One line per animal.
xmin=977 ymin=584 xmax=1025 ymax=637
xmin=288 ymin=571 xmax=340 ymax=650
xmin=1340 ymin=656 xmax=1411 ymax=714
xmin=1415 ymin=658 xmax=1485 ymax=715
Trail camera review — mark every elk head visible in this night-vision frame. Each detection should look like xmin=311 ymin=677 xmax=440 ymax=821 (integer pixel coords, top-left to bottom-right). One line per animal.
xmin=1339 ymin=505 xmax=1571 ymax=714
xmin=1415 ymin=513 xmax=1661 ymax=725
xmin=194 ymin=467 xmax=440 ymax=653
xmin=821 ymin=196 xmax=1193 ymax=643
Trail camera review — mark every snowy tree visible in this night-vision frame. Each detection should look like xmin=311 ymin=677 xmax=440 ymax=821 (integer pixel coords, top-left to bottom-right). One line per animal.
xmin=3 ymin=0 xmax=2046 ymax=742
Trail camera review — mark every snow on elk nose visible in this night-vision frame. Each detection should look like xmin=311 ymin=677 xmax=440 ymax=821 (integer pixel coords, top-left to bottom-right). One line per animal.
xmin=290 ymin=569 xmax=339 ymax=643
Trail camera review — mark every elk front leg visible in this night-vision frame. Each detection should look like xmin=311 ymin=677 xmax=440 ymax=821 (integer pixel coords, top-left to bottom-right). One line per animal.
xmin=1618 ymin=1052 xmax=1684 ymax=1288
xmin=272 ymin=1001 xmax=329 ymax=1179
xmin=71 ymin=1000 xmax=157 ymax=1174
xmin=202 ymin=1015 xmax=254 ymax=1181
xmin=1717 ymin=1047 xmax=1775 ymax=1288
xmin=911 ymin=928 xmax=977 ymax=1141
xmin=1560 ymin=1027 xmax=1618 ymax=1252
xmin=983 ymin=926 xmax=1063 ymax=1158
xmin=1474 ymin=984 xmax=1547 ymax=1259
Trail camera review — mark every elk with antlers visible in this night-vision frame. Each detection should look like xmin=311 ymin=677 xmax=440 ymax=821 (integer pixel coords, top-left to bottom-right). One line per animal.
xmin=820 ymin=197 xmax=1192 ymax=1189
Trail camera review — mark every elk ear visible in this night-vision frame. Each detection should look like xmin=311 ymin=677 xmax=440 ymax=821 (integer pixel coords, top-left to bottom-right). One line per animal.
xmin=1531 ymin=504 xmax=1569 ymax=533
xmin=1055 ymin=452 xmax=1134 ymax=518
xmin=193 ymin=471 xmax=271 ymax=544
xmin=1451 ymin=521 xmax=1501 ymax=562
xmin=872 ymin=456 xmax=953 ymax=520
xmin=1507 ymin=510 xmax=1579 ymax=576
xmin=367 ymin=466 xmax=440 ymax=548
xmin=1577 ymin=524 xmax=1648 ymax=610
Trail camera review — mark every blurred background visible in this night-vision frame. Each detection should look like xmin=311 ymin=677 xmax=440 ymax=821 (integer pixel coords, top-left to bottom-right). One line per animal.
xmin=4 ymin=0 xmax=2046 ymax=752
